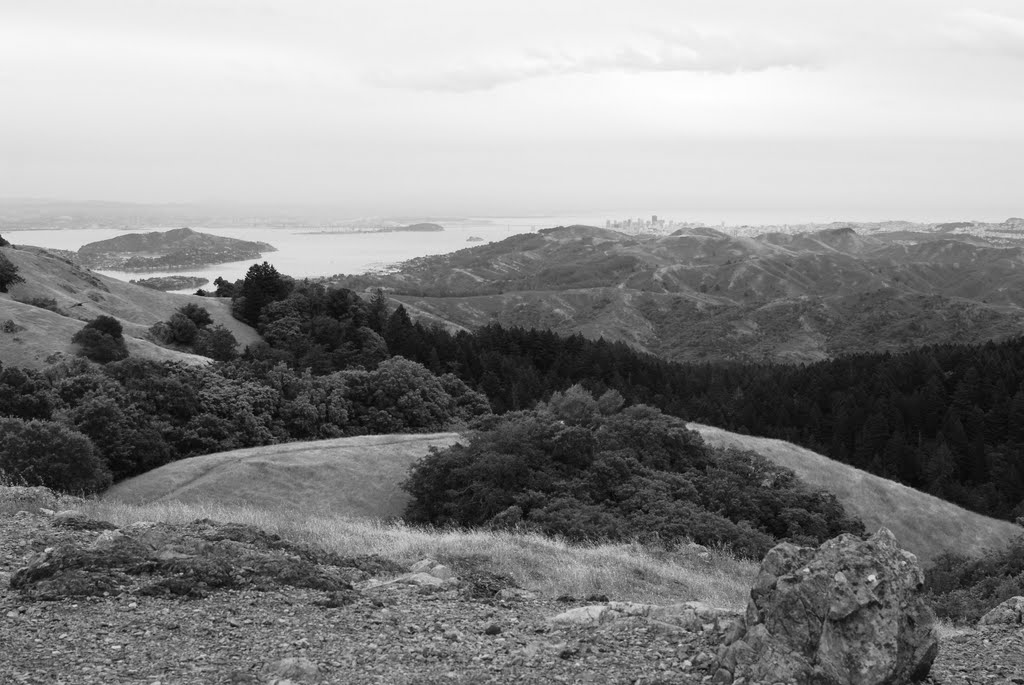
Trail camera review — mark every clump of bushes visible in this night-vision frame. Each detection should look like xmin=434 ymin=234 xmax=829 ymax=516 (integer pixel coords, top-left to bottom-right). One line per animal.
xmin=0 ymin=417 xmax=112 ymax=494
xmin=16 ymin=296 xmax=60 ymax=312
xmin=402 ymin=385 xmax=864 ymax=558
xmin=72 ymin=315 xmax=129 ymax=363
xmin=925 ymin=536 xmax=1024 ymax=624
xmin=150 ymin=303 xmax=239 ymax=361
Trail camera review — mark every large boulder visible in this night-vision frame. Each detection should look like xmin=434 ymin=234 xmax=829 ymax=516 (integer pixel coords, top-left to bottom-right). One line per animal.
xmin=978 ymin=596 xmax=1024 ymax=626
xmin=719 ymin=528 xmax=938 ymax=685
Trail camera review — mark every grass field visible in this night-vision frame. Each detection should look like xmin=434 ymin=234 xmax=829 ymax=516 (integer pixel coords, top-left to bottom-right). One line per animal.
xmin=104 ymin=433 xmax=464 ymax=519
xmin=690 ymin=423 xmax=1022 ymax=565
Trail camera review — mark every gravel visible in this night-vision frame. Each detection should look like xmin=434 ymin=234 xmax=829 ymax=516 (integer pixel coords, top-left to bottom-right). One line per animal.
xmin=1 ymin=510 xmax=1020 ymax=684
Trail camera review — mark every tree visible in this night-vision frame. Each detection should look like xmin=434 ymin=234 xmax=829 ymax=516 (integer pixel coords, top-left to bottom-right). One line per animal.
xmin=194 ymin=325 xmax=239 ymax=361
xmin=0 ymin=417 xmax=111 ymax=493
xmin=71 ymin=316 xmax=129 ymax=363
xmin=176 ymin=303 xmax=213 ymax=328
xmin=167 ymin=312 xmax=199 ymax=345
xmin=367 ymin=288 xmax=390 ymax=332
xmin=0 ymin=253 xmax=24 ymax=293
xmin=233 ymin=262 xmax=292 ymax=324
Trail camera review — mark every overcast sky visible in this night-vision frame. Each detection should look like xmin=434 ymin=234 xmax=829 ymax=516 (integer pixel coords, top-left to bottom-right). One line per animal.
xmin=2 ymin=0 xmax=1023 ymax=219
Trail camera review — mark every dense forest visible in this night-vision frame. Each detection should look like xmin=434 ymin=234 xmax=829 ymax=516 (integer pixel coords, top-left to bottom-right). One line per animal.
xmin=385 ymin=319 xmax=1024 ymax=521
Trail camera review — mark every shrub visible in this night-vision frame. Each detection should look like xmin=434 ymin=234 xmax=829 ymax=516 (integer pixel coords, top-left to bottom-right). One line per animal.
xmin=177 ymin=303 xmax=213 ymax=328
xmin=72 ymin=315 xmax=129 ymax=363
xmin=0 ymin=417 xmax=111 ymax=493
xmin=403 ymin=385 xmax=863 ymax=558
xmin=0 ymin=253 xmax=24 ymax=293
xmin=925 ymin=536 xmax=1024 ymax=624
xmin=194 ymin=325 xmax=239 ymax=361
xmin=23 ymin=297 xmax=60 ymax=311
xmin=167 ymin=312 xmax=199 ymax=345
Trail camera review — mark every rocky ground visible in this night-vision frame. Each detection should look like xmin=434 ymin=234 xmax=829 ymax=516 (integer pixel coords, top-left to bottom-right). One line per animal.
xmin=1 ymin=504 xmax=1021 ymax=684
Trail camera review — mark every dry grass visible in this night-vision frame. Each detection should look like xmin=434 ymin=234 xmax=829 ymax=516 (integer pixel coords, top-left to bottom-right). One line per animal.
xmin=691 ymin=423 xmax=1022 ymax=565
xmin=77 ymin=497 xmax=757 ymax=609
xmin=0 ymin=245 xmax=259 ymax=370
xmin=104 ymin=433 xmax=463 ymax=519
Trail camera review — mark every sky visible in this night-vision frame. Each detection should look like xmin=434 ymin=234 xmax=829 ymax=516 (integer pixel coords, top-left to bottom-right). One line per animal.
xmin=1 ymin=0 xmax=1023 ymax=220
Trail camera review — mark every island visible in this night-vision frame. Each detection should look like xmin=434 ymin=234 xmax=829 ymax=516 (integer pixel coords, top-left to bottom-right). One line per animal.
xmin=77 ymin=227 xmax=276 ymax=271
xmin=466 ymin=235 xmax=484 ymax=242
xmin=129 ymin=275 xmax=210 ymax=291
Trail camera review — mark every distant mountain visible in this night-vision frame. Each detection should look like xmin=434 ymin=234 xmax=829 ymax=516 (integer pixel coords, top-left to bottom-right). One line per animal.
xmin=327 ymin=224 xmax=1024 ymax=363
xmin=0 ymin=244 xmax=259 ymax=369
xmin=77 ymin=227 xmax=275 ymax=271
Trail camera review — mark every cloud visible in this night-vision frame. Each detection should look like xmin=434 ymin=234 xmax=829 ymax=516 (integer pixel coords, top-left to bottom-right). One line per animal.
xmin=366 ymin=28 xmax=822 ymax=92
xmin=941 ymin=9 xmax=1024 ymax=60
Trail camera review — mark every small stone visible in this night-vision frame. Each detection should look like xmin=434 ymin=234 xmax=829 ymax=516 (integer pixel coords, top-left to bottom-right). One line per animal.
xmin=409 ymin=559 xmax=437 ymax=574
xmin=484 ymin=623 xmax=501 ymax=635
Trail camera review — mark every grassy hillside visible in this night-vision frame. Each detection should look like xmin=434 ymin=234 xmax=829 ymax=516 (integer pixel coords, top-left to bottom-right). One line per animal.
xmin=105 ymin=423 xmax=1020 ymax=567
xmin=0 ymin=244 xmax=259 ymax=369
xmin=103 ymin=433 xmax=463 ymax=519
xmin=689 ymin=423 xmax=1021 ymax=565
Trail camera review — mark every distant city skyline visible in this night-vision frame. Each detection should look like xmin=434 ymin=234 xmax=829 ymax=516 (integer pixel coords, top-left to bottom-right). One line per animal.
xmin=2 ymin=1 xmax=1023 ymax=217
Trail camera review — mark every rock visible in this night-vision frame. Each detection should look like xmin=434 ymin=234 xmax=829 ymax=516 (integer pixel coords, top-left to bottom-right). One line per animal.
xmin=409 ymin=559 xmax=437 ymax=574
xmin=261 ymin=656 xmax=321 ymax=683
xmin=496 ymin=587 xmax=537 ymax=601
xmin=395 ymin=572 xmax=450 ymax=588
xmin=721 ymin=528 xmax=939 ymax=685
xmin=548 ymin=600 xmax=741 ymax=632
xmin=52 ymin=511 xmax=117 ymax=531
xmin=427 ymin=564 xmax=454 ymax=580
xmin=10 ymin=519 xmax=381 ymax=600
xmin=549 ymin=604 xmax=611 ymax=626
xmin=978 ymin=596 xmax=1024 ymax=626
xmin=484 ymin=623 xmax=502 ymax=635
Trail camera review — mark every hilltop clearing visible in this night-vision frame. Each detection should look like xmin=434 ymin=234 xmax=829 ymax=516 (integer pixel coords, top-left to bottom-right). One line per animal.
xmin=76 ymin=227 xmax=275 ymax=270
xmin=102 ymin=414 xmax=1018 ymax=566
xmin=0 ymin=245 xmax=258 ymax=368
xmin=104 ymin=433 xmax=463 ymax=518
xmin=329 ymin=224 xmax=1024 ymax=363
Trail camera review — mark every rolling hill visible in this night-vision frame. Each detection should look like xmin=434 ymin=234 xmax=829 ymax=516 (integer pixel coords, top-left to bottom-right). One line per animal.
xmin=0 ymin=244 xmax=260 ymax=369
xmin=103 ymin=433 xmax=462 ymax=518
xmin=327 ymin=224 xmax=1024 ymax=363
xmin=103 ymin=427 xmax=1020 ymax=565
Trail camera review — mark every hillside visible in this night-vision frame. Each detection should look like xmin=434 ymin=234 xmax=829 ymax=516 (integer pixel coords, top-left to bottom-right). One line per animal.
xmin=689 ymin=423 xmax=1021 ymax=565
xmin=0 ymin=245 xmax=260 ymax=369
xmin=103 ymin=433 xmax=462 ymax=518
xmin=76 ymin=227 xmax=275 ymax=270
xmin=103 ymin=425 xmax=1019 ymax=566
xmin=327 ymin=224 xmax=1024 ymax=363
